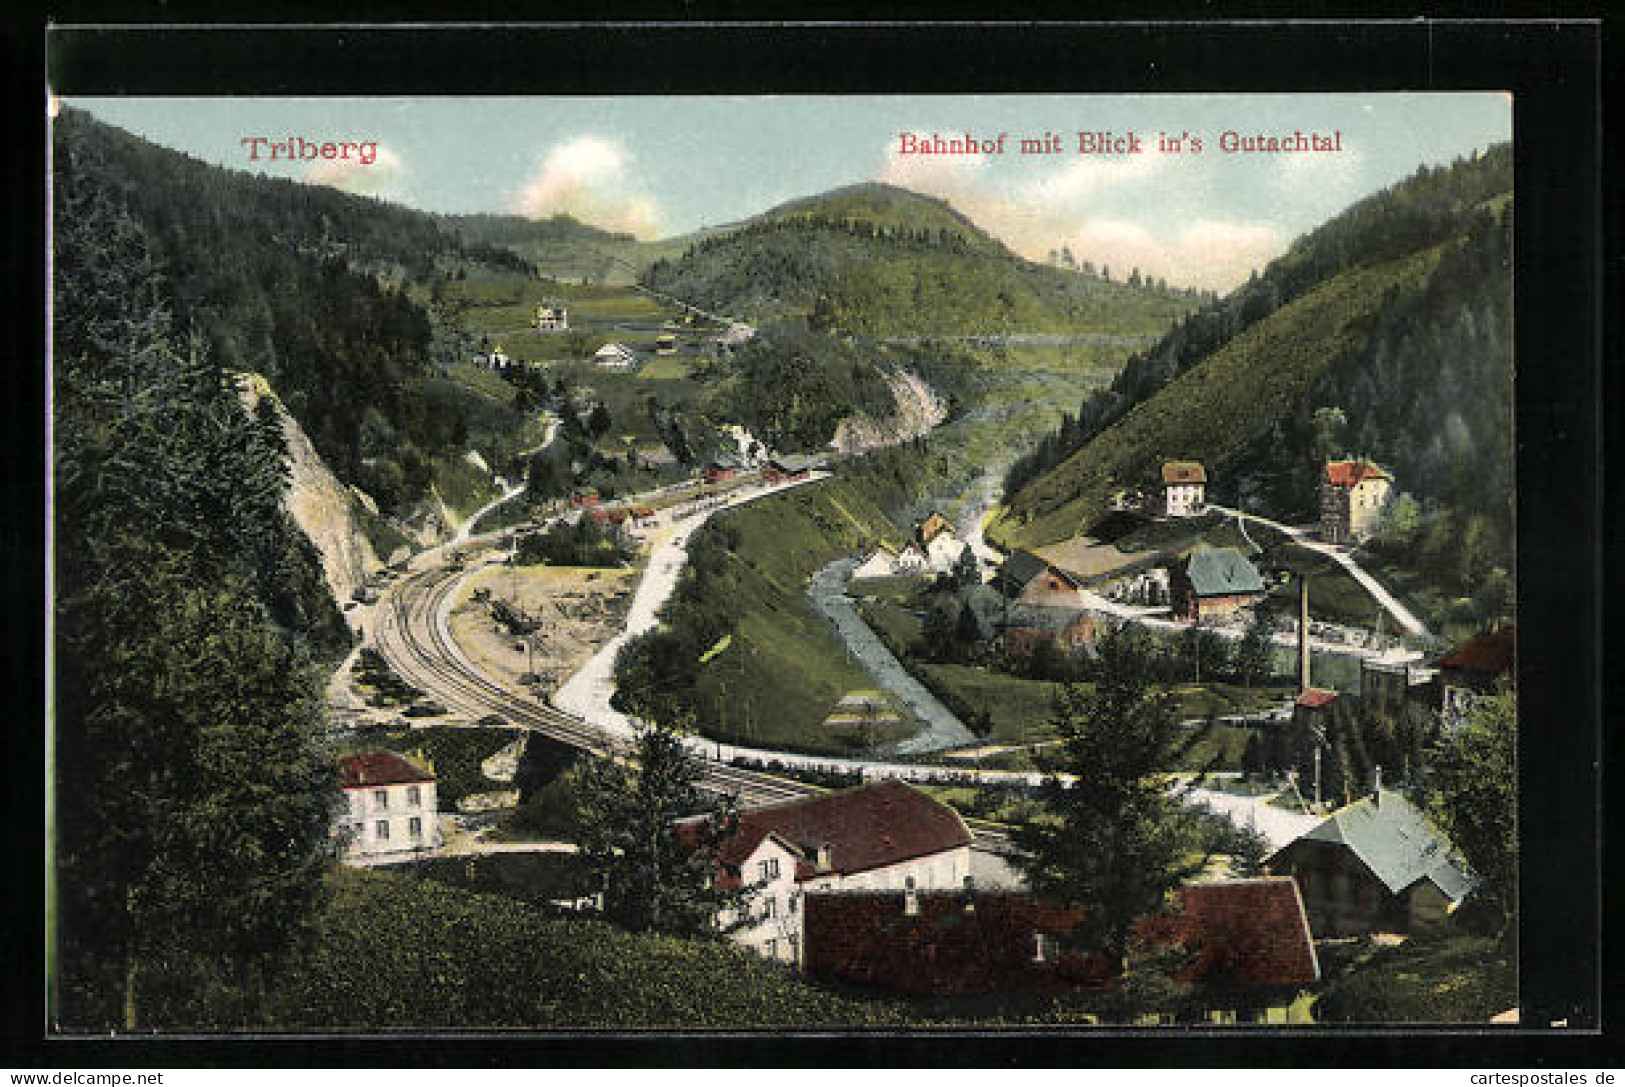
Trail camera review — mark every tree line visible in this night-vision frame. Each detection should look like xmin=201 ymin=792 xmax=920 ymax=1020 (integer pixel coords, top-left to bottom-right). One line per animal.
xmin=53 ymin=131 xmax=343 ymax=1030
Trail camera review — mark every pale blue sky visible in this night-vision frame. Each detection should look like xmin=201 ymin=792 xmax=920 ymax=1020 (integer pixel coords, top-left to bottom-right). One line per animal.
xmin=62 ymin=93 xmax=1511 ymax=290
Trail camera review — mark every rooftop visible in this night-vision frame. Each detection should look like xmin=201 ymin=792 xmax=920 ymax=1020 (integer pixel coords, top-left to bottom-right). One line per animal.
xmin=1279 ymin=788 xmax=1477 ymax=905
xmin=1162 ymin=460 xmax=1208 ymax=485
xmin=1324 ymin=460 xmax=1392 ymax=487
xmin=1184 ymin=546 xmax=1266 ymax=597
xmin=704 ymin=780 xmax=972 ymax=881
xmin=1433 ymin=625 xmax=1516 ymax=676
xmin=1295 ymin=688 xmax=1338 ymax=709
xmin=802 ymin=878 xmax=1320 ymax=998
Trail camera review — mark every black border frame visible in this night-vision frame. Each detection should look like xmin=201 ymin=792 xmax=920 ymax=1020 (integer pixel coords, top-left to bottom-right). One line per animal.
xmin=8 ymin=14 xmax=1613 ymax=1069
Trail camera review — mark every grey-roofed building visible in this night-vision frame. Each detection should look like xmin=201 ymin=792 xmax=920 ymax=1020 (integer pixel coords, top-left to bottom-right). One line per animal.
xmin=1265 ymin=787 xmax=1477 ymax=938
xmin=1171 ymin=546 xmax=1267 ymax=622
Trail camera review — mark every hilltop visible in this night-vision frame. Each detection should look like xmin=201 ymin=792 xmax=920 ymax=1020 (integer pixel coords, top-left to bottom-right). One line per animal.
xmin=53 ymin=108 xmax=530 ymax=534
xmin=990 ymin=146 xmax=1513 ymax=633
xmin=641 ymin=182 xmax=1196 ymax=337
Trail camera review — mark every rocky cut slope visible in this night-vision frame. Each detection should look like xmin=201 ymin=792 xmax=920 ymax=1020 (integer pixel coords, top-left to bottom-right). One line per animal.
xmin=236 ymin=373 xmax=382 ymax=608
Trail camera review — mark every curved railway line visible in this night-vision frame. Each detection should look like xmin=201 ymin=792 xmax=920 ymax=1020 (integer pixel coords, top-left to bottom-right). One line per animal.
xmin=369 ymin=550 xmax=1016 ymax=851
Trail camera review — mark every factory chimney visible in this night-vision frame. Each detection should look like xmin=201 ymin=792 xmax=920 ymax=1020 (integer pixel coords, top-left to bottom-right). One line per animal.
xmin=1298 ymin=575 xmax=1312 ymax=694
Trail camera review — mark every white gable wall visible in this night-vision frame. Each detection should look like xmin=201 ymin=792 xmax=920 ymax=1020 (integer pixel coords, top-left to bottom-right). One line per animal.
xmin=337 ymin=779 xmax=440 ymax=859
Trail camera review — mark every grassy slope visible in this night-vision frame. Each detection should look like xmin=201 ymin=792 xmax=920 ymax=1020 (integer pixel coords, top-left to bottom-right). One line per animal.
xmin=989 ymin=243 xmax=1451 ymax=552
xmin=1313 ymin=927 xmax=1515 ymax=1024
xmin=686 ymin=479 xmax=913 ymax=752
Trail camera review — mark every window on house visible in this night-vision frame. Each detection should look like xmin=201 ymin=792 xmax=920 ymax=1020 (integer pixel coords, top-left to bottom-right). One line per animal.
xmin=764 ymin=938 xmax=778 ymax=958
xmin=759 ymin=857 xmax=780 ymax=881
xmin=407 ymin=785 xmax=421 ymax=808
xmin=375 ymin=820 xmax=390 ymax=841
xmin=762 ymin=897 xmax=777 ymax=920
xmin=373 ymin=789 xmax=388 ymax=811
xmin=788 ymin=934 xmax=799 ymax=960
xmin=1209 ymin=1009 xmax=1238 ymax=1025
xmin=1032 ymin=932 xmax=1055 ymax=963
xmin=409 ymin=817 xmax=423 ymax=839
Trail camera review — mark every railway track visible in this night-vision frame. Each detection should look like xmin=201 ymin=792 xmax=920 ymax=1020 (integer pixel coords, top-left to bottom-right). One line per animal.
xmin=369 ymin=544 xmax=1017 ymax=852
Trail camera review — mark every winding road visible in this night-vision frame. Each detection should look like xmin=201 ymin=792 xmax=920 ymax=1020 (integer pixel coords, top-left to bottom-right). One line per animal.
xmin=1206 ymin=503 xmax=1431 ymax=639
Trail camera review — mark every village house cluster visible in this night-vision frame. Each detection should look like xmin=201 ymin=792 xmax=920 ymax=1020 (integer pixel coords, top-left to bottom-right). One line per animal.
xmin=327 ymin=443 xmax=1504 ymax=1020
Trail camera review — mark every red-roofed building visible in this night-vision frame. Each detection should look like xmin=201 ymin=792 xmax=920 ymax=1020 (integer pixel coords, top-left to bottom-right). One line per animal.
xmin=1319 ymin=460 xmax=1393 ymax=544
xmin=803 ymin=889 xmax=1110 ymax=998
xmin=685 ymin=780 xmax=973 ymax=964
xmin=1291 ymin=687 xmax=1340 ymax=750
xmin=335 ymin=751 xmax=441 ymax=861
xmin=802 ymin=878 xmax=1319 ymax=1022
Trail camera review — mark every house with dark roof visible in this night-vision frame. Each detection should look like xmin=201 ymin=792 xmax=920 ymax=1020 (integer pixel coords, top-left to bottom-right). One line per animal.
xmin=1319 ymin=460 xmax=1393 ymax=544
xmin=1161 ymin=460 xmax=1208 ymax=518
xmin=1265 ymin=787 xmax=1476 ymax=938
xmin=1170 ymin=547 xmax=1266 ymax=622
xmin=1432 ymin=626 xmax=1515 ymax=729
xmin=683 ymin=780 xmax=973 ymax=965
xmin=994 ymin=551 xmax=1084 ymax=608
xmin=802 ymin=878 xmax=1320 ymax=1023
xmin=335 ymin=751 xmax=441 ymax=861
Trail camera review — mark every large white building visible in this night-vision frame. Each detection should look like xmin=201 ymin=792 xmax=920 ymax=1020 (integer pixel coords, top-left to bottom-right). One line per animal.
xmin=336 ymin=751 xmax=442 ymax=861
xmin=686 ymin=780 xmax=974 ymax=966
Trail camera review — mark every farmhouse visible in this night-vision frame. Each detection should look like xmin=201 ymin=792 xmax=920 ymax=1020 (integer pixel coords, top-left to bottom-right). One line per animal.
xmin=335 ymin=751 xmax=441 ymax=861
xmin=993 ymin=551 xmax=1084 ymax=608
xmin=802 ymin=878 xmax=1320 ymax=1022
xmin=1161 ymin=460 xmax=1208 ymax=518
xmin=593 ymin=342 xmax=640 ymax=371
xmin=1170 ymin=547 xmax=1266 ymax=622
xmin=687 ymin=780 xmax=974 ymax=965
xmin=1266 ymin=786 xmax=1476 ymax=938
xmin=1319 ymin=460 xmax=1392 ymax=544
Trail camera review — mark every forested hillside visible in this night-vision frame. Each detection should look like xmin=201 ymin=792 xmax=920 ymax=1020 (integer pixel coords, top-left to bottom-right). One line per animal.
xmin=54 ymin=110 xmax=520 ymax=518
xmin=642 ymin=182 xmax=1195 ymax=336
xmin=53 ymin=135 xmax=342 ymax=1029
xmin=993 ymin=147 xmax=1513 ymax=628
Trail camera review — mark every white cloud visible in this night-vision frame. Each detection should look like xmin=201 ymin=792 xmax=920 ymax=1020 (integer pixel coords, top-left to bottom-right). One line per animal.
xmin=872 ymin=134 xmax=1284 ymax=291
xmin=1014 ymin=149 xmax=1168 ymax=209
xmin=510 ymin=135 xmax=660 ymax=238
xmin=303 ymin=144 xmax=406 ymax=198
xmin=1273 ymin=142 xmax=1365 ymax=198
xmin=1057 ymin=219 xmax=1287 ymax=291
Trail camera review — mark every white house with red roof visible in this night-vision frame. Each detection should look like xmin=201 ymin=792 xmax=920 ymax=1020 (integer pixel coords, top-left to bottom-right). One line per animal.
xmin=691 ymin=780 xmax=973 ymax=965
xmin=336 ymin=751 xmax=442 ymax=861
